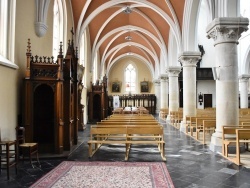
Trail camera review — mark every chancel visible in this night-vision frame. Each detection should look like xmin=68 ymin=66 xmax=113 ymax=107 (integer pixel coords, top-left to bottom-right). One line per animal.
xmin=1 ymin=0 xmax=250 ymax=187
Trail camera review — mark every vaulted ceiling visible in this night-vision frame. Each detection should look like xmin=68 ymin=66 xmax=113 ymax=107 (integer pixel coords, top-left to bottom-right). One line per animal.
xmin=71 ymin=0 xmax=185 ymax=74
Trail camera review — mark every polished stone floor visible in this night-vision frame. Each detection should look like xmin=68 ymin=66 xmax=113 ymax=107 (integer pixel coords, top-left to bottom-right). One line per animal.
xmin=0 ymin=117 xmax=250 ymax=188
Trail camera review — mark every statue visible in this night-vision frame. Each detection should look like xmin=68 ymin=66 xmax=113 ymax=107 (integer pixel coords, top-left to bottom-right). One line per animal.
xmin=197 ymin=44 xmax=205 ymax=68
xmin=198 ymin=44 xmax=205 ymax=56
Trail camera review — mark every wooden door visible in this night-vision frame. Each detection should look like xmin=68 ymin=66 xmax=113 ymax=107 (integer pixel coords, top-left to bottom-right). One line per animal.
xmin=93 ymin=94 xmax=101 ymax=122
xmin=204 ymin=94 xmax=212 ymax=108
xmin=33 ymin=84 xmax=54 ymax=153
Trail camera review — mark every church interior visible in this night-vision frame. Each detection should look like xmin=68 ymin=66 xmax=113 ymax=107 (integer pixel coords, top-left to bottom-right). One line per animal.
xmin=1 ymin=0 xmax=250 ymax=187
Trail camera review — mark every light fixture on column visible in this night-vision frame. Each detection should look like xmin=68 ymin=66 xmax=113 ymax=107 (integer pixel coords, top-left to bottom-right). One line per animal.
xmin=198 ymin=92 xmax=203 ymax=105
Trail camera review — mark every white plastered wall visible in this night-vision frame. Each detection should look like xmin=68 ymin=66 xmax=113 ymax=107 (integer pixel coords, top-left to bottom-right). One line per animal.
xmin=197 ymin=81 xmax=216 ymax=109
xmin=3 ymin=0 xmax=74 ymax=141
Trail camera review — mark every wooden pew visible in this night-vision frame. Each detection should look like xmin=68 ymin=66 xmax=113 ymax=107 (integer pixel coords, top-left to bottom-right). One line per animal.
xmin=126 ymin=126 xmax=166 ymax=161
xmin=200 ymin=120 xmax=216 ymax=144
xmin=169 ymin=111 xmax=178 ymax=126
xmin=107 ymin=114 xmax=155 ymax=119
xmin=222 ymin=125 xmax=250 ymax=156
xmin=88 ymin=126 xmax=127 ymax=158
xmin=92 ymin=124 xmax=162 ymax=128
xmin=185 ymin=116 xmax=215 ymax=137
xmin=159 ymin=108 xmax=168 ymax=119
xmin=88 ymin=125 xmax=166 ymax=161
xmin=106 ymin=117 xmax=155 ymax=120
xmin=235 ymin=129 xmax=250 ymax=165
xmin=97 ymin=122 xmax=160 ymax=125
xmin=222 ymin=126 xmax=250 ymax=165
xmin=195 ymin=118 xmax=216 ymax=141
xmin=239 ymin=118 xmax=250 ymax=125
xmin=102 ymin=119 xmax=157 ymax=122
xmin=173 ymin=111 xmax=183 ymax=129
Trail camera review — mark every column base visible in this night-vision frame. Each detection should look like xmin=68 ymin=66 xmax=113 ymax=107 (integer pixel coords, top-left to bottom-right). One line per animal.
xmin=166 ymin=115 xmax=171 ymax=123
xmin=209 ymin=133 xmax=222 ymax=153
xmin=179 ymin=121 xmax=187 ymax=133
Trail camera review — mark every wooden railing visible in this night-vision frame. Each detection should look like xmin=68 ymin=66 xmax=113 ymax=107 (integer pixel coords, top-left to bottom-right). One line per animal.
xmin=108 ymin=94 xmax=156 ymax=115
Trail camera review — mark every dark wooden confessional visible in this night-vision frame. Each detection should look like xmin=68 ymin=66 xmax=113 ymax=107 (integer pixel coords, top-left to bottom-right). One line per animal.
xmin=22 ymin=38 xmax=84 ymax=154
xmin=88 ymin=79 xmax=108 ymax=123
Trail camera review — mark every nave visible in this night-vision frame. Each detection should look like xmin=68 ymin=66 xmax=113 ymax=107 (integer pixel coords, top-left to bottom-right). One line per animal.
xmin=0 ymin=117 xmax=250 ymax=188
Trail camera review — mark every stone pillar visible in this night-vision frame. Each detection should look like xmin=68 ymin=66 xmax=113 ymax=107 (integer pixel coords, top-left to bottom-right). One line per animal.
xmin=160 ymin=74 xmax=169 ymax=110
xmin=206 ymin=17 xmax=249 ymax=152
xmin=153 ymin=79 xmax=161 ymax=114
xmin=167 ymin=66 xmax=182 ymax=119
xmin=239 ymin=74 xmax=250 ymax=109
xmin=178 ymin=52 xmax=201 ymax=132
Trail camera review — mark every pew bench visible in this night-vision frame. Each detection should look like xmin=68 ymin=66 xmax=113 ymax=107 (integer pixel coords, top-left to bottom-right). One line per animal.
xmin=222 ymin=126 xmax=250 ymax=165
xmin=199 ymin=120 xmax=216 ymax=144
xmin=185 ymin=116 xmax=215 ymax=137
xmin=97 ymin=122 xmax=160 ymax=125
xmin=102 ymin=119 xmax=157 ymax=122
xmin=107 ymin=116 xmax=154 ymax=119
xmin=125 ymin=126 xmax=166 ymax=161
xmin=195 ymin=118 xmax=216 ymax=142
xmin=88 ymin=125 xmax=166 ymax=161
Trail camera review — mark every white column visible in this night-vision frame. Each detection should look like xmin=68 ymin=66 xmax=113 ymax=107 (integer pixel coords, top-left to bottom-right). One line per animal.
xmin=178 ymin=52 xmax=201 ymax=132
xmin=160 ymin=74 xmax=169 ymax=110
xmin=167 ymin=66 xmax=181 ymax=118
xmin=206 ymin=17 xmax=249 ymax=152
xmin=239 ymin=74 xmax=250 ymax=109
xmin=153 ymin=79 xmax=161 ymax=114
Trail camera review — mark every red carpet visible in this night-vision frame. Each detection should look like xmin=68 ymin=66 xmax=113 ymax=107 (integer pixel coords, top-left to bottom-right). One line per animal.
xmin=30 ymin=161 xmax=174 ymax=188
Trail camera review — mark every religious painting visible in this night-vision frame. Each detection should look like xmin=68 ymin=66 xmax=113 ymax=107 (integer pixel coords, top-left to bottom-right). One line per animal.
xmin=140 ymin=81 xmax=149 ymax=92
xmin=112 ymin=82 xmax=121 ymax=92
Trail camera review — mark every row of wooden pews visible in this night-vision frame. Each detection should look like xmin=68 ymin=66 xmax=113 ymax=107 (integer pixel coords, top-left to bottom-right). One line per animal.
xmin=159 ymin=108 xmax=168 ymax=119
xmin=88 ymin=114 xmax=166 ymax=161
xmin=223 ymin=109 xmax=250 ymax=165
xmin=112 ymin=106 xmax=149 ymax=114
xmin=222 ymin=124 xmax=250 ymax=165
xmin=167 ymin=107 xmax=250 ymax=166
xmin=169 ymin=108 xmax=216 ymax=145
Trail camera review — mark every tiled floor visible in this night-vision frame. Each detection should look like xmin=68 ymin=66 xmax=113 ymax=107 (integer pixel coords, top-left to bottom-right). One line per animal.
xmin=0 ymin=117 xmax=250 ymax=188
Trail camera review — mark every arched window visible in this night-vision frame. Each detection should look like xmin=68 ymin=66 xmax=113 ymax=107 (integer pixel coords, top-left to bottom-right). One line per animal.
xmin=0 ymin=0 xmax=17 ymax=69
xmin=0 ymin=0 xmax=8 ymax=58
xmin=79 ymin=31 xmax=86 ymax=85
xmin=53 ymin=0 xmax=60 ymax=58
xmin=125 ymin=64 xmax=136 ymax=92
xmin=93 ymin=54 xmax=98 ymax=83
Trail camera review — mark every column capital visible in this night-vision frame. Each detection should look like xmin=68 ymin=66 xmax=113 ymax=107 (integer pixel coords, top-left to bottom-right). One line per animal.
xmin=167 ymin=66 xmax=182 ymax=77
xmin=178 ymin=52 xmax=201 ymax=67
xmin=239 ymin=74 xmax=250 ymax=82
xmin=159 ymin=74 xmax=168 ymax=81
xmin=206 ymin=17 xmax=249 ymax=45
xmin=153 ymin=79 xmax=161 ymax=85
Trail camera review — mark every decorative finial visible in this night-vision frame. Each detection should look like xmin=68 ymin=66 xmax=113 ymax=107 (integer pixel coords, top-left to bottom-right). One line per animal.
xmin=70 ymin=27 xmax=75 ymax=46
xmin=59 ymin=42 xmax=63 ymax=56
xmin=75 ymin=47 xmax=78 ymax=59
xmin=70 ymin=27 xmax=74 ymax=36
xmin=27 ymin=39 xmax=31 ymax=53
